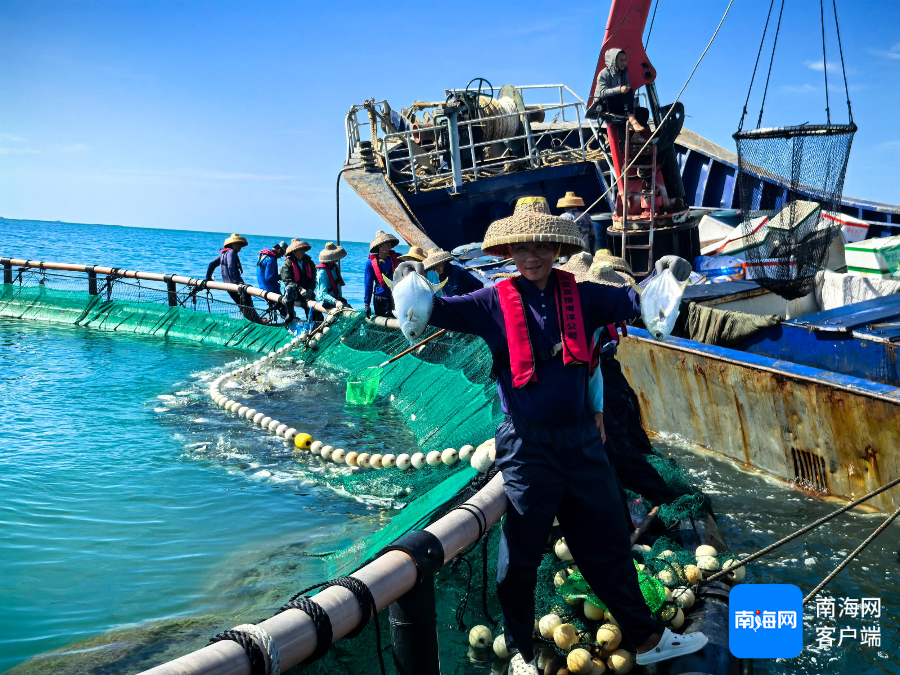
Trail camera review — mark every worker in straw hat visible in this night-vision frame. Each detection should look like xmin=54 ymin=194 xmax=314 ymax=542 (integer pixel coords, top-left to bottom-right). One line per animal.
xmin=557 ymin=191 xmax=595 ymax=253
xmin=205 ymin=233 xmax=263 ymax=323
xmin=280 ymin=240 xmax=316 ymax=323
xmin=427 ymin=197 xmax=699 ymax=672
xmin=313 ymin=242 xmax=350 ymax=321
xmin=560 ymin=251 xmax=677 ymax=535
xmin=364 ymin=230 xmax=400 ymax=319
xmin=399 ymin=245 xmax=428 ymax=262
xmin=422 ymin=247 xmax=483 ymax=298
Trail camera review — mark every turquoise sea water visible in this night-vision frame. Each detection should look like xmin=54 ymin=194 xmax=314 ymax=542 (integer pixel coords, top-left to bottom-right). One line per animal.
xmin=3 ymin=217 xmax=900 ymax=675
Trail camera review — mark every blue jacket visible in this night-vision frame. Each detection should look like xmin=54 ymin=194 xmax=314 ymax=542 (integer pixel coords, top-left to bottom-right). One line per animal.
xmin=206 ymin=248 xmax=244 ymax=284
xmin=363 ymin=253 xmax=399 ymax=305
xmin=315 ymin=264 xmax=344 ymax=305
xmin=256 ymin=250 xmax=281 ymax=292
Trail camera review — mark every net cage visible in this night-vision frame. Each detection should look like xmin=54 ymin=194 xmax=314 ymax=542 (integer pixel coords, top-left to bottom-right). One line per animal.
xmin=734 ymin=122 xmax=856 ymax=300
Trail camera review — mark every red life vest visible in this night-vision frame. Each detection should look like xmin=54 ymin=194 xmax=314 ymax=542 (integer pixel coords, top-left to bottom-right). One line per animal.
xmin=288 ymin=256 xmax=314 ymax=283
xmin=496 ymin=270 xmax=590 ymax=388
xmin=316 ymin=263 xmax=344 ymax=292
xmin=368 ymin=251 xmax=399 ymax=290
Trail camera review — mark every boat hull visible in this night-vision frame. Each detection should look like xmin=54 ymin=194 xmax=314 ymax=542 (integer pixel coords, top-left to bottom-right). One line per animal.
xmin=618 ymin=328 xmax=900 ymax=512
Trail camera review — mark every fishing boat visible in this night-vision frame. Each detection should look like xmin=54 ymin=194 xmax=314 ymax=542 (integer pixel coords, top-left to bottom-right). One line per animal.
xmin=340 ymin=0 xmax=900 ymax=513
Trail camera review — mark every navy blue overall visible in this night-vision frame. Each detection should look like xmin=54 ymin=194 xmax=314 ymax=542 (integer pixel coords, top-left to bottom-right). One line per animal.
xmin=431 ymin=274 xmax=662 ymax=662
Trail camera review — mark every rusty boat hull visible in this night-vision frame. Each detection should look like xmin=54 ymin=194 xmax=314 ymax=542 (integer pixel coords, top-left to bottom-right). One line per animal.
xmin=618 ymin=327 xmax=900 ymax=512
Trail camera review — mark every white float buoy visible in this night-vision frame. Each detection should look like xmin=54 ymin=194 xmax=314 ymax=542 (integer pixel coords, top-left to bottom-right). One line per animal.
xmin=697 ymin=555 xmax=721 ymax=575
xmin=492 ymin=634 xmax=510 ymax=660
xmin=411 ymin=452 xmax=426 ymax=469
xmin=459 ymin=445 xmax=475 ymax=462
xmin=538 ymin=614 xmax=562 ymax=639
xmin=695 ymin=544 xmax=718 ymax=558
xmin=285 ymin=428 xmax=297 ymax=440
xmin=267 ymin=419 xmax=281 ymax=432
xmin=596 ymin=623 xmax=622 ymax=650
xmin=554 ymin=538 xmax=573 ymax=562
xmin=237 ymin=406 xmax=249 ymax=416
xmin=566 ymin=648 xmax=594 ymax=675
xmin=607 ymin=649 xmax=634 ymax=674
xmin=381 ymin=453 xmax=396 ymax=468
xmin=468 ymin=625 xmax=492 ymax=649
xmin=310 ymin=441 xmax=323 ymax=455
xmin=441 ymin=448 xmax=459 ymax=465
xmin=425 ymin=450 xmax=442 ymax=467
xmin=673 ymin=586 xmax=695 ymax=610
xmin=331 ymin=449 xmax=346 ymax=464
xmin=584 ymin=600 xmax=605 ymax=621
xmin=553 ymin=623 xmax=578 ymax=650
xmin=396 ymin=454 xmax=411 ymax=470
xmin=356 ymin=452 xmax=370 ymax=468
xmin=244 ymin=408 xmax=257 ymax=420
xmin=320 ymin=445 xmax=334 ymax=460
xmin=722 ymin=558 xmax=746 ymax=582
xmin=470 ymin=445 xmax=493 ymax=473
xmin=253 ymin=413 xmax=265 ymax=425
xmin=553 ymin=569 xmax=569 ymax=588
xmin=670 ymin=607 xmax=685 ymax=629
xmin=370 ymin=453 xmax=383 ymax=469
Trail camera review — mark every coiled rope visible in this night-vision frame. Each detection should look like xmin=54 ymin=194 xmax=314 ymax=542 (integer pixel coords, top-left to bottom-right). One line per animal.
xmin=209 ymin=629 xmax=268 ymax=675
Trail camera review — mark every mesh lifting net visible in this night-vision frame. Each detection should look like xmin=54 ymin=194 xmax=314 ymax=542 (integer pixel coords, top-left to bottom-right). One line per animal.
xmin=734 ymin=0 xmax=857 ymax=300
xmin=735 ymin=124 xmax=855 ymax=300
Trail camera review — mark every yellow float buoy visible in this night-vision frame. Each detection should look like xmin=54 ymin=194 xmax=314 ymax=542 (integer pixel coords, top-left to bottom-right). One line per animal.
xmin=538 ymin=613 xmax=562 ymax=639
xmin=468 ymin=625 xmax=492 ymax=648
xmin=553 ymin=623 xmax=579 ymax=649
xmin=683 ymin=564 xmax=702 ymax=585
xmin=670 ymin=607 xmax=685 ymax=629
xmin=566 ymin=648 xmax=594 ymax=675
xmin=592 ymin=656 xmax=607 ymax=674
xmin=604 ymin=611 xmax=618 ymax=627
xmin=583 ymin=600 xmax=605 ymax=621
xmin=596 ymin=623 xmax=622 ymax=650
xmin=607 ymin=649 xmax=634 ymax=674
xmin=294 ymin=433 xmax=313 ymax=451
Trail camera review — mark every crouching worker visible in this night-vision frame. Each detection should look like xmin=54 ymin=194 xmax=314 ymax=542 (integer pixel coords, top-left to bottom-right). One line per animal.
xmin=206 ymin=233 xmax=263 ymax=323
xmin=423 ymin=248 xmax=483 ymax=298
xmin=280 ymin=240 xmax=316 ymax=322
xmin=427 ymin=197 xmax=705 ymax=673
xmin=364 ymin=230 xmax=400 ymax=318
xmin=312 ymin=242 xmax=350 ymax=321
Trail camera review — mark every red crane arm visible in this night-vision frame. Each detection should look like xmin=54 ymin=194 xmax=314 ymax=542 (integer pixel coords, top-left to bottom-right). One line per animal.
xmin=587 ymin=0 xmax=658 ymax=108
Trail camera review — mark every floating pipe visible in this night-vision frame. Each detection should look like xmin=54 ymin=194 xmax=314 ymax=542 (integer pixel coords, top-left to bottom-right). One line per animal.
xmin=138 ymin=472 xmax=506 ymax=675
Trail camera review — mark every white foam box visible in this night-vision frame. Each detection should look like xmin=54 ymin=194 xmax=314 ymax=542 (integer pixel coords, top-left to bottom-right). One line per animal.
xmin=822 ymin=211 xmax=869 ymax=243
xmin=767 ymin=200 xmax=821 ymax=244
xmin=700 ymin=215 xmax=770 ymax=258
xmin=845 ymin=233 xmax=900 ymax=278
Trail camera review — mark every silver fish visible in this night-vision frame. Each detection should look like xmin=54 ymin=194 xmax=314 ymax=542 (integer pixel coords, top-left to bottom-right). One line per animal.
xmin=628 ymin=269 xmax=689 ymax=341
xmin=383 ymin=261 xmax=447 ymax=342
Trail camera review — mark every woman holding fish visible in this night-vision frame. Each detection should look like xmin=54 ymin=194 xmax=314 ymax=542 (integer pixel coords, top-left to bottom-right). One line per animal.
xmin=398 ymin=196 xmax=699 ymax=673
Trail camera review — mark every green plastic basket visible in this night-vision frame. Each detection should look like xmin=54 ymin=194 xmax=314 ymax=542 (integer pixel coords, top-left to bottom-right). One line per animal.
xmin=345 ymin=366 xmax=383 ymax=405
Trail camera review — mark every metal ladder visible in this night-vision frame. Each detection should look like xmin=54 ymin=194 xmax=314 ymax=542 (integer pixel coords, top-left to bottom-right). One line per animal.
xmin=620 ymin=125 xmax=657 ymax=276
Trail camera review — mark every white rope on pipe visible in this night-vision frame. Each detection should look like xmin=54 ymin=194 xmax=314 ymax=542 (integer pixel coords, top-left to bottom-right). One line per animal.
xmin=231 ymin=624 xmax=281 ymax=675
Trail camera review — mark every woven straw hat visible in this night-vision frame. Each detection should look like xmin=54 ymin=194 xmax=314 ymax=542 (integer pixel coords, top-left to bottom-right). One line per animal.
xmin=369 ymin=230 xmax=400 ymax=253
xmin=224 ymin=233 xmax=248 ymax=247
xmin=561 ymin=252 xmax=631 ymax=287
xmin=423 ymin=248 xmax=453 ymax=271
xmin=482 ymin=196 xmax=585 ymax=257
xmin=400 ymin=245 xmax=427 ymax=262
xmin=286 ymin=240 xmax=311 ymax=255
xmin=594 ymin=248 xmax=634 ymax=277
xmin=319 ymin=242 xmax=347 ymax=263
xmin=557 ymin=191 xmax=585 ymax=209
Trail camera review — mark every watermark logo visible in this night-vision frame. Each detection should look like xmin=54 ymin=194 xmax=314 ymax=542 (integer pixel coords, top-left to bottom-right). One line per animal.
xmin=730 ymin=584 xmax=803 ymax=658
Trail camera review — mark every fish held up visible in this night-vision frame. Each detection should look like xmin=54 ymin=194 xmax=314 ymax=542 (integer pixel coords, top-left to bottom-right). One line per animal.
xmin=383 ymin=261 xmax=447 ymax=342
xmin=628 ymin=269 xmax=689 ymax=341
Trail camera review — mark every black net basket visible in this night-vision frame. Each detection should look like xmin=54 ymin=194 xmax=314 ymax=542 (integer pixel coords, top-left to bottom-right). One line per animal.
xmin=733 ymin=122 xmax=856 ymax=299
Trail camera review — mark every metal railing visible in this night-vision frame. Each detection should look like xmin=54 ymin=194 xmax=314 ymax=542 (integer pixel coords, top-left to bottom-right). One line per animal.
xmin=344 ymin=84 xmax=607 ymax=192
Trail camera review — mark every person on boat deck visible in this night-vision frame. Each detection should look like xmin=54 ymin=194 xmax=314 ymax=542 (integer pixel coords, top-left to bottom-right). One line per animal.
xmin=280 ymin=240 xmax=317 ymax=322
xmin=594 ymin=48 xmax=647 ymax=135
xmin=426 ymin=197 xmax=702 ymax=674
xmin=313 ymin=242 xmax=350 ymax=321
xmin=205 ymin=233 xmax=263 ymax=323
xmin=256 ymin=241 xmax=287 ymax=292
xmin=561 ymin=251 xmax=679 ymax=535
xmin=364 ymin=230 xmax=400 ymax=319
xmin=557 ymin=192 xmax=596 ymax=253
xmin=422 ymin=248 xmax=483 ymax=298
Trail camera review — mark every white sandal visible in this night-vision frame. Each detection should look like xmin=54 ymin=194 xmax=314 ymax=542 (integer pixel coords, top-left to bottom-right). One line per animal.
xmin=509 ymin=653 xmax=539 ymax=675
xmin=635 ymin=627 xmax=709 ymax=665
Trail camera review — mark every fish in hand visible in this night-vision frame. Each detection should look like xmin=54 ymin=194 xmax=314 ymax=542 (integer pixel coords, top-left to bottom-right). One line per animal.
xmin=383 ymin=261 xmax=447 ymax=342
xmin=628 ymin=269 xmax=689 ymax=341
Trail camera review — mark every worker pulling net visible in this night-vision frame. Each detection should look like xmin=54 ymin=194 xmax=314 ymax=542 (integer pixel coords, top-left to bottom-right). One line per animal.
xmin=734 ymin=123 xmax=856 ymax=299
xmin=734 ymin=0 xmax=856 ymax=299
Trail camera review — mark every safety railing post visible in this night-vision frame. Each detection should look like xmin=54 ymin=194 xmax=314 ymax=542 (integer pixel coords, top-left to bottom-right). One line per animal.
xmin=523 ymin=114 xmax=536 ymax=169
xmin=2 ymin=259 xmax=11 ymax=285
xmin=381 ymin=530 xmax=444 ymax=675
xmin=446 ymin=107 xmax=464 ymax=193
xmin=165 ymin=275 xmax=177 ymax=307
xmin=86 ymin=266 xmax=98 ymax=295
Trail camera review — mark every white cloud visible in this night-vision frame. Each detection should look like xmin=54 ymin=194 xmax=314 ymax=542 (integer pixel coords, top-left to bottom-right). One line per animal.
xmin=879 ymin=141 xmax=900 ymax=149
xmin=868 ymin=43 xmax=900 ymax=59
xmin=0 ymin=147 xmax=41 ymax=155
xmin=0 ymin=133 xmax=25 ymax=142
xmin=59 ymin=143 xmax=90 ymax=153
xmin=804 ymin=60 xmax=842 ymax=73
xmin=113 ymin=168 xmax=303 ymax=182
xmin=781 ymin=84 xmax=818 ymax=94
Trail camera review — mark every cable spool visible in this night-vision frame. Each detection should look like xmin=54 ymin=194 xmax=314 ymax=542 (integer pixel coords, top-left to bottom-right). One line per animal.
xmin=477 ymin=96 xmax=520 ymax=142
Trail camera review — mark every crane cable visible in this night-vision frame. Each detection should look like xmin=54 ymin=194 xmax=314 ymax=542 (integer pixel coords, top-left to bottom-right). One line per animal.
xmin=580 ymin=0 xmax=735 ymax=218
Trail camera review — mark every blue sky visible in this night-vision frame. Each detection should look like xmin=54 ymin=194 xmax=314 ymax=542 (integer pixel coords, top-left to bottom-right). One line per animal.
xmin=2 ymin=0 xmax=899 ymax=242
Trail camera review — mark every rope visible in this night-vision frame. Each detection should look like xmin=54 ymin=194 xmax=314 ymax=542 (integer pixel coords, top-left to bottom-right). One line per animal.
xmin=737 ymin=0 xmax=776 ymax=133
xmin=210 ymin=629 xmax=267 ymax=675
xmin=644 ymin=0 xmax=660 ymax=48
xmin=819 ymin=0 xmax=831 ymax=124
xmin=581 ymin=0 xmax=735 ymax=218
xmin=232 ymin=624 xmax=281 ymax=675
xmin=831 ymin=0 xmax=853 ymax=122
xmin=803 ymin=504 xmax=900 ymax=605
xmin=703 ymin=474 xmax=900 ymax=584
xmin=277 ymin=596 xmax=333 ymax=663
xmin=756 ymin=0 xmax=786 ymax=129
